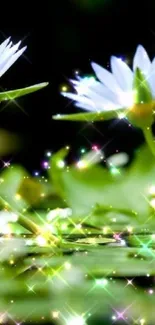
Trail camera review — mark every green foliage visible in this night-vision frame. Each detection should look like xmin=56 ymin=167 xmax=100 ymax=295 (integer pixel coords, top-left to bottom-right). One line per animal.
xmin=0 ymin=165 xmax=28 ymax=210
xmin=53 ymin=108 xmax=125 ymax=122
xmin=0 ymin=164 xmax=63 ymax=212
xmin=1 ymin=145 xmax=155 ymax=323
xmin=0 ymin=82 xmax=48 ymax=102
xmin=133 ymin=68 xmax=153 ymax=104
xmin=1 ymin=234 xmax=155 ymax=323
xmin=49 ymin=145 xmax=155 ymax=223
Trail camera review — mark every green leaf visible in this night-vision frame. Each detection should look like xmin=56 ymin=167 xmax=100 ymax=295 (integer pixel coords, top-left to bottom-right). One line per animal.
xmin=133 ymin=68 xmax=152 ymax=104
xmin=24 ymin=241 xmax=155 ymax=277
xmin=50 ymin=147 xmax=69 ymax=197
xmin=52 ymin=108 xmax=126 ymax=122
xmin=1 ymin=234 xmax=155 ymax=323
xmin=49 ymin=145 xmax=155 ymax=221
xmin=0 ymin=82 xmax=48 ymax=102
xmin=0 ymin=165 xmax=28 ymax=211
xmin=75 ymin=237 xmax=116 ymax=244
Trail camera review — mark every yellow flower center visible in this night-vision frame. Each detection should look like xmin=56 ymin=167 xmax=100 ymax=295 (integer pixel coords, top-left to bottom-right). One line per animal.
xmin=127 ymin=101 xmax=155 ymax=128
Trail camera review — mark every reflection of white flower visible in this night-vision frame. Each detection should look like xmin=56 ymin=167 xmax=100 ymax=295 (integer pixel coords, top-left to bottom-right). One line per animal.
xmin=0 ymin=238 xmax=26 ymax=261
xmin=107 ymin=152 xmax=129 ymax=168
xmin=0 ymin=211 xmax=18 ymax=234
xmin=47 ymin=208 xmax=72 ymax=221
xmin=61 ymin=45 xmax=155 ymax=112
xmin=0 ymin=37 xmax=26 ymax=78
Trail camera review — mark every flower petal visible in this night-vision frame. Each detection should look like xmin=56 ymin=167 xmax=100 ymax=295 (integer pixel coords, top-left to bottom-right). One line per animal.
xmin=62 ymin=91 xmax=120 ymax=111
xmin=133 ymin=45 xmax=151 ymax=76
xmin=0 ymin=37 xmax=11 ymax=56
xmin=0 ymin=46 xmax=27 ymax=77
xmin=91 ymin=62 xmax=121 ymax=92
xmin=89 ymin=83 xmax=127 ymax=105
xmin=61 ymin=92 xmax=95 ymax=108
xmin=75 ymin=102 xmax=98 ymax=111
xmin=71 ymin=78 xmax=124 ymax=107
xmin=110 ymin=56 xmax=133 ymax=91
xmin=0 ymin=41 xmax=21 ymax=67
xmin=147 ymin=57 xmax=155 ymax=96
xmin=75 ymin=101 xmax=119 ymax=111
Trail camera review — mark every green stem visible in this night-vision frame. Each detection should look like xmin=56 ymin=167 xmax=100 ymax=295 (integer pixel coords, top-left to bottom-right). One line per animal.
xmin=0 ymin=196 xmax=60 ymax=245
xmin=18 ymin=214 xmax=41 ymax=235
xmin=18 ymin=214 xmax=60 ymax=245
xmin=143 ymin=127 xmax=155 ymax=157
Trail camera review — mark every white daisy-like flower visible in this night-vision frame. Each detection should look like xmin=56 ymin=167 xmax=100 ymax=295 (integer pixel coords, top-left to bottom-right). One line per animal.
xmin=0 ymin=37 xmax=26 ymax=77
xmin=62 ymin=45 xmax=154 ymax=111
xmin=0 ymin=36 xmax=48 ymax=102
xmin=56 ymin=45 xmax=155 ymax=129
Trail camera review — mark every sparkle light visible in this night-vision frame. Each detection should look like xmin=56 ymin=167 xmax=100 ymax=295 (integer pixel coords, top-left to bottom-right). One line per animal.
xmin=64 ymin=262 xmax=72 ymax=270
xmin=67 ymin=316 xmax=86 ymax=325
xmin=148 ymin=289 xmax=154 ymax=294
xmin=110 ymin=166 xmax=120 ymax=175
xmin=36 ymin=235 xmax=47 ymax=247
xmin=116 ymin=311 xmax=125 ymax=320
xmin=52 ymin=311 xmax=59 ymax=319
xmin=127 ymin=226 xmax=133 ymax=233
xmin=76 ymin=224 xmax=82 ymax=229
xmin=57 ymin=160 xmax=65 ymax=168
xmin=150 ymin=198 xmax=155 ymax=209
xmin=3 ymin=161 xmax=10 ymax=168
xmin=81 ymin=148 xmax=86 ymax=154
xmin=96 ymin=278 xmax=108 ymax=287
xmin=46 ymin=151 xmax=52 ymax=157
xmin=27 ymin=285 xmax=36 ymax=293
xmin=15 ymin=194 xmax=21 ymax=201
xmin=118 ymin=112 xmax=126 ymax=119
xmin=127 ymin=279 xmax=133 ymax=286
xmin=77 ymin=160 xmax=87 ymax=169
xmin=148 ymin=185 xmax=155 ymax=195
xmin=61 ymin=85 xmax=68 ymax=92
xmin=42 ymin=161 xmax=49 ymax=169
xmin=92 ymin=145 xmax=99 ymax=151
xmin=113 ymin=233 xmax=121 ymax=241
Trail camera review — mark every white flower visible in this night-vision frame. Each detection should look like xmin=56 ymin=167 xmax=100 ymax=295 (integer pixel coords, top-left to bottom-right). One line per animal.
xmin=0 ymin=37 xmax=26 ymax=78
xmin=47 ymin=208 xmax=72 ymax=221
xmin=61 ymin=45 xmax=155 ymax=112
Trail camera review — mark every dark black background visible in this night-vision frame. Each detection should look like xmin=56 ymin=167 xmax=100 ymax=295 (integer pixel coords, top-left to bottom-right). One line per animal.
xmin=1 ymin=0 xmax=155 ymax=172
